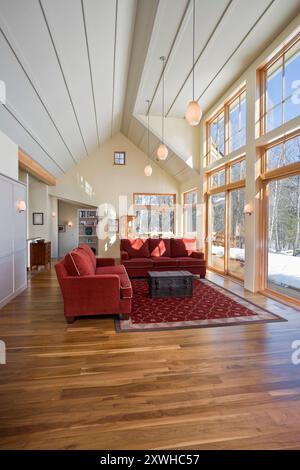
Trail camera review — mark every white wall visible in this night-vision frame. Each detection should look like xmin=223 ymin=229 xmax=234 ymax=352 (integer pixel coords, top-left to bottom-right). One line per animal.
xmin=0 ymin=129 xmax=18 ymax=180
xmin=50 ymin=132 xmax=180 ymax=257
xmin=0 ymin=173 xmax=27 ymax=309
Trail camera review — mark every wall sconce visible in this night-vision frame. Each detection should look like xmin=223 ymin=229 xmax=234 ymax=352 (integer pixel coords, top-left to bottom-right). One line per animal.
xmin=67 ymin=221 xmax=73 ymax=228
xmin=51 ymin=211 xmax=56 ymax=218
xmin=16 ymin=200 xmax=26 ymax=213
xmin=243 ymin=203 xmax=253 ymax=216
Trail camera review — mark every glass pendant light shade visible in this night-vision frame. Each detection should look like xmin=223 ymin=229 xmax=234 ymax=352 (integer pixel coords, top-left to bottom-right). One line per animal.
xmin=144 ymin=164 xmax=153 ymax=176
xmin=185 ymin=100 xmax=202 ymax=126
xmin=157 ymin=143 xmax=168 ymax=160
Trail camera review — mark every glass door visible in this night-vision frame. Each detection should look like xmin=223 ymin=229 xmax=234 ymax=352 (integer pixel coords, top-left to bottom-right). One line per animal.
xmin=208 ymin=193 xmax=226 ymax=273
xmin=267 ymin=175 xmax=300 ymax=301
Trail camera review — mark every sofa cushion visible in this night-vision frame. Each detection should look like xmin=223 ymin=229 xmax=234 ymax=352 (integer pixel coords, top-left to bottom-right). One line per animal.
xmin=149 ymin=238 xmax=171 ymax=257
xmin=64 ymin=249 xmax=95 ymax=276
xmin=78 ymin=244 xmax=96 ymax=270
xmin=122 ymin=258 xmax=153 ymax=269
xmin=151 ymin=257 xmax=178 ymax=268
xmin=95 ymin=265 xmax=132 ymax=299
xmin=176 ymin=256 xmax=205 ymax=268
xmin=171 ymin=238 xmax=197 ymax=257
xmin=95 ymin=265 xmax=124 ymax=275
xmin=121 ymin=239 xmax=150 ymax=258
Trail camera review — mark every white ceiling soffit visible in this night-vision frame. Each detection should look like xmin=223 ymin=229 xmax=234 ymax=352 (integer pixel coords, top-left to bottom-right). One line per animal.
xmin=134 ymin=0 xmax=300 ymax=118
xmin=0 ymin=0 xmax=137 ymax=177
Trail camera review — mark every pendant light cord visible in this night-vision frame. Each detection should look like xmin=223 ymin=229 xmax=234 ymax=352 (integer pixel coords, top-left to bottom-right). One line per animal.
xmin=192 ymin=0 xmax=195 ymax=101
xmin=147 ymin=99 xmax=150 ymax=163
xmin=161 ymin=56 xmax=165 ymax=145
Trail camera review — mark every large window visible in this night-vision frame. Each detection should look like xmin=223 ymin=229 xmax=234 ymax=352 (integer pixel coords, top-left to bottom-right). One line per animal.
xmin=264 ymin=133 xmax=300 ymax=172
xmin=206 ymin=86 xmax=246 ymax=165
xmin=206 ymin=157 xmax=246 ymax=280
xmin=183 ymin=189 xmax=197 ymax=235
xmin=262 ymin=131 xmax=300 ymax=302
xmin=134 ymin=193 xmax=176 ymax=237
xmin=260 ymin=33 xmax=300 ymax=134
xmin=228 ymin=91 xmax=246 ymax=153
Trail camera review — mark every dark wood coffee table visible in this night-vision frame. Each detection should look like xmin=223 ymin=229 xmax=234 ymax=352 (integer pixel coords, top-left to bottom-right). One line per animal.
xmin=148 ymin=271 xmax=193 ymax=298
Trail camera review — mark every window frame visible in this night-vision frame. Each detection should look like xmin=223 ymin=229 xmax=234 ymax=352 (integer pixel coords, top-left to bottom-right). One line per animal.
xmin=205 ymin=85 xmax=246 ymax=166
xmin=206 ymin=155 xmax=246 ymax=195
xmin=114 ymin=151 xmax=126 ymax=165
xmin=205 ymin=155 xmax=246 ymax=280
xmin=259 ymin=31 xmax=300 ymax=136
xmin=183 ymin=188 xmax=198 ymax=235
xmin=259 ymin=130 xmax=300 ymax=306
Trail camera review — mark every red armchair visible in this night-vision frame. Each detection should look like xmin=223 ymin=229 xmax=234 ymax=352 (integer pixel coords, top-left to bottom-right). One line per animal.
xmin=55 ymin=245 xmax=132 ymax=323
xmin=120 ymin=238 xmax=206 ymax=278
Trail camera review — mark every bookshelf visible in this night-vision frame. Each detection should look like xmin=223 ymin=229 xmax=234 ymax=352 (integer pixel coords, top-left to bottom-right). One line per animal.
xmin=78 ymin=209 xmax=98 ymax=255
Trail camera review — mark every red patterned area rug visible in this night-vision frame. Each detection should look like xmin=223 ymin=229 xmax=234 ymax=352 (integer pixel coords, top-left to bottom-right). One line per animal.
xmin=115 ymin=278 xmax=286 ymax=332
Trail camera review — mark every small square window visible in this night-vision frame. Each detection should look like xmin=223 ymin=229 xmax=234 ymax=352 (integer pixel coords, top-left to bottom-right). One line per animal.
xmin=114 ymin=151 xmax=126 ymax=165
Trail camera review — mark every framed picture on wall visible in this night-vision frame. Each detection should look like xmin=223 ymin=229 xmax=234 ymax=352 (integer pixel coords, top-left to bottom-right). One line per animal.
xmin=58 ymin=225 xmax=66 ymax=233
xmin=33 ymin=212 xmax=44 ymax=225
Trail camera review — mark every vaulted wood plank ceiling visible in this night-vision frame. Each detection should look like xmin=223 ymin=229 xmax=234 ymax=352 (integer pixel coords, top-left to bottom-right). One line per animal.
xmin=0 ymin=0 xmax=299 ymax=183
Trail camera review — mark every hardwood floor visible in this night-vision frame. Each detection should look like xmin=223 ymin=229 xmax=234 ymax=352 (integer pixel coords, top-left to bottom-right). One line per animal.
xmin=0 ymin=267 xmax=300 ymax=450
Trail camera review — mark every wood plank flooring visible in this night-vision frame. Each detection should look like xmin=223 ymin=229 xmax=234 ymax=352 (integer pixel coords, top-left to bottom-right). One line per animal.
xmin=0 ymin=267 xmax=300 ymax=449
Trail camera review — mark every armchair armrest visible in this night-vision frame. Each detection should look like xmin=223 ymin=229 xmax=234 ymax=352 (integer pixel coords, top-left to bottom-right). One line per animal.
xmin=61 ymin=274 xmax=121 ymax=315
xmin=96 ymin=257 xmax=115 ymax=267
xmin=121 ymin=250 xmax=129 ymax=261
xmin=190 ymin=251 xmax=204 ymax=260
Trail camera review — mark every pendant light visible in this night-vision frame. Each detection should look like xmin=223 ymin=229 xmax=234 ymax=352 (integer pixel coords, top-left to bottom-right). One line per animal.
xmin=157 ymin=56 xmax=168 ymax=160
xmin=185 ymin=0 xmax=202 ymax=126
xmin=144 ymin=99 xmax=153 ymax=176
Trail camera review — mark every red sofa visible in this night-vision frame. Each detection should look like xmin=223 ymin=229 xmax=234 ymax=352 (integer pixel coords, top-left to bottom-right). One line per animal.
xmin=55 ymin=244 xmax=132 ymax=323
xmin=120 ymin=238 xmax=206 ymax=278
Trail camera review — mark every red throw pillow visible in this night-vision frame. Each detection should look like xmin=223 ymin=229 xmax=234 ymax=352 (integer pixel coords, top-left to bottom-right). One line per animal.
xmin=120 ymin=239 xmax=150 ymax=258
xmin=64 ymin=249 xmax=95 ymax=276
xmin=171 ymin=238 xmax=197 ymax=257
xmin=78 ymin=244 xmax=96 ymax=270
xmin=149 ymin=238 xmax=171 ymax=257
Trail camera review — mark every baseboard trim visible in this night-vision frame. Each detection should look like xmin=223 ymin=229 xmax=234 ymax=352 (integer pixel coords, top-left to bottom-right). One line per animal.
xmin=0 ymin=284 xmax=27 ymax=310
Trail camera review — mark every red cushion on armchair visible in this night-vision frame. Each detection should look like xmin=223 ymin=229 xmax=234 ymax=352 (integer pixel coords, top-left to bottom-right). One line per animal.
xmin=78 ymin=244 xmax=96 ymax=270
xmin=120 ymin=239 xmax=150 ymax=258
xmin=64 ymin=249 xmax=95 ymax=276
xmin=149 ymin=238 xmax=171 ymax=257
xmin=171 ymin=238 xmax=197 ymax=257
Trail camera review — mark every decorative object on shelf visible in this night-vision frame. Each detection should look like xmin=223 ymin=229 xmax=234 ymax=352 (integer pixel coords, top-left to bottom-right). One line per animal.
xmin=16 ymin=200 xmax=27 ymax=213
xmin=185 ymin=0 xmax=202 ymax=126
xmin=144 ymin=99 xmax=153 ymax=176
xmin=157 ymin=56 xmax=168 ymax=161
xmin=108 ymin=218 xmax=119 ymax=233
xmin=78 ymin=208 xmax=98 ymax=255
xmin=58 ymin=224 xmax=66 ymax=233
xmin=32 ymin=212 xmax=44 ymax=225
